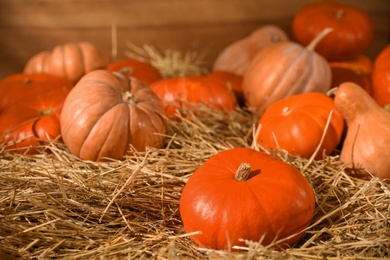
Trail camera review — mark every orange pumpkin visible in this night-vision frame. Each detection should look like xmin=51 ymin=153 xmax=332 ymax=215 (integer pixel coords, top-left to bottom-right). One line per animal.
xmin=0 ymin=73 xmax=73 ymax=154
xmin=24 ymin=42 xmax=110 ymax=84
xmin=106 ymin=58 xmax=162 ymax=85
xmin=213 ymin=25 xmax=288 ymax=75
xmin=257 ymin=92 xmax=344 ymax=160
xmin=242 ymin=29 xmax=332 ymax=116
xmin=150 ymin=73 xmax=236 ymax=118
xmin=0 ymin=73 xmax=73 ymax=114
xmin=371 ymin=44 xmax=390 ymax=108
xmin=328 ymin=54 xmax=372 ymax=74
xmin=206 ymin=70 xmax=244 ymax=106
xmin=180 ymin=147 xmax=315 ymax=250
xmin=60 ymin=70 xmax=167 ymax=161
xmin=334 ymin=82 xmax=390 ymax=182
xmin=330 ymin=67 xmax=371 ymax=94
xmin=292 ymin=1 xmax=374 ymax=61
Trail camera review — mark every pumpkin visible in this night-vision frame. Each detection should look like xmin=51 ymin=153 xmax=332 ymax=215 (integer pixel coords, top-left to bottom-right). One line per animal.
xmin=257 ymin=92 xmax=344 ymax=160
xmin=206 ymin=70 xmax=244 ymax=106
xmin=60 ymin=70 xmax=167 ymax=162
xmin=24 ymin=41 xmax=110 ymax=84
xmin=292 ymin=1 xmax=374 ymax=61
xmin=242 ymin=28 xmax=332 ymax=116
xmin=150 ymin=73 xmax=236 ymax=118
xmin=106 ymin=58 xmax=162 ymax=85
xmin=328 ymin=54 xmax=372 ymax=74
xmin=0 ymin=73 xmax=73 ymax=114
xmin=0 ymin=74 xmax=73 ymax=154
xmin=213 ymin=25 xmax=288 ymax=75
xmin=180 ymin=147 xmax=315 ymax=250
xmin=330 ymin=67 xmax=371 ymax=94
xmin=371 ymin=44 xmax=390 ymax=109
xmin=333 ymin=82 xmax=390 ymax=182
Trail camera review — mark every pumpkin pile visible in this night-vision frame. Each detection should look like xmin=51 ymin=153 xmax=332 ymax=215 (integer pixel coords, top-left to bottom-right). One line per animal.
xmin=0 ymin=0 xmax=389 ymax=258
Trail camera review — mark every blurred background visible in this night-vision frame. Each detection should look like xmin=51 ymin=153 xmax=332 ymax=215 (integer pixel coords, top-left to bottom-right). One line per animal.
xmin=0 ymin=0 xmax=389 ymax=79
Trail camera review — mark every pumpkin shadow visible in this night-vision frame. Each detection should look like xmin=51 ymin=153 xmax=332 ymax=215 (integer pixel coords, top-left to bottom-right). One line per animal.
xmin=248 ymin=169 xmax=261 ymax=179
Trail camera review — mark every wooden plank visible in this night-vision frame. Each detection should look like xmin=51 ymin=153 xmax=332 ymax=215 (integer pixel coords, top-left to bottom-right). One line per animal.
xmin=0 ymin=0 xmax=389 ymax=79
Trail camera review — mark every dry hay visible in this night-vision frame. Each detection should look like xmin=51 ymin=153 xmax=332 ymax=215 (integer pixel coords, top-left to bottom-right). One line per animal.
xmin=1 ymin=46 xmax=389 ymax=259
xmin=0 ymin=106 xmax=389 ymax=259
xmin=124 ymin=42 xmax=211 ymax=78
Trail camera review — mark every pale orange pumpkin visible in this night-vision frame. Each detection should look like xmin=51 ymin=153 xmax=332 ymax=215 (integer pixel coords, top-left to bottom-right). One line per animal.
xmin=213 ymin=25 xmax=288 ymax=75
xmin=24 ymin=42 xmax=110 ymax=84
xmin=60 ymin=70 xmax=167 ymax=161
xmin=334 ymin=82 xmax=390 ymax=182
xmin=242 ymin=28 xmax=332 ymax=115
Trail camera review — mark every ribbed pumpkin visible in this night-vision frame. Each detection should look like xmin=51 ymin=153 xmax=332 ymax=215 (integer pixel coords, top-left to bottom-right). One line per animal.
xmin=60 ymin=70 xmax=167 ymax=161
xmin=24 ymin=42 xmax=110 ymax=84
xmin=213 ymin=25 xmax=288 ymax=75
xmin=242 ymin=29 xmax=332 ymax=115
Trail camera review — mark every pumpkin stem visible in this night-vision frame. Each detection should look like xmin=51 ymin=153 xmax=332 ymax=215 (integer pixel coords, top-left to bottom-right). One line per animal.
xmin=335 ymin=9 xmax=345 ymax=19
xmin=282 ymin=106 xmax=292 ymax=116
xmin=122 ymin=91 xmax=138 ymax=104
xmin=119 ymin=67 xmax=134 ymax=75
xmin=327 ymin=87 xmax=339 ymax=97
xmin=306 ymin=27 xmax=333 ymax=52
xmin=23 ymin=78 xmax=33 ymax=84
xmin=271 ymin=34 xmax=282 ymax=43
xmin=234 ymin=163 xmax=252 ymax=182
xmin=40 ymin=108 xmax=53 ymax=115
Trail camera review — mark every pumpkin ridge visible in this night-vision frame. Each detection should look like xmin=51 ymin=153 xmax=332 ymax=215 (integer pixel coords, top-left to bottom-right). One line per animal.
xmin=262 ymin=46 xmax=307 ymax=107
xmin=61 ymin=94 xmax=122 ymax=155
xmin=128 ymin=104 xmax=164 ymax=150
xmin=284 ymin=52 xmax=313 ymax=97
xmin=79 ymin=44 xmax=87 ymax=78
xmin=80 ymin=104 xmax=130 ymax=161
xmin=61 ymin=45 xmax=70 ymax=81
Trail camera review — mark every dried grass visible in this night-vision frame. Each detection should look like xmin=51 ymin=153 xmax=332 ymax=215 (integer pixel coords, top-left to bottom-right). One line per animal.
xmin=124 ymin=42 xmax=210 ymax=78
xmin=1 ymin=46 xmax=389 ymax=259
xmin=1 ymin=106 xmax=389 ymax=259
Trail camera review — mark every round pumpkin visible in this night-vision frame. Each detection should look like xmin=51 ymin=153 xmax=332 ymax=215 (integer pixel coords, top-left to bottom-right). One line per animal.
xmin=0 ymin=74 xmax=73 ymax=154
xmin=0 ymin=73 xmax=73 ymax=114
xmin=257 ymin=92 xmax=344 ymax=160
xmin=213 ymin=25 xmax=288 ymax=75
xmin=150 ymin=73 xmax=236 ymax=118
xmin=371 ymin=44 xmax=390 ymax=108
xmin=292 ymin=1 xmax=374 ymax=61
xmin=242 ymin=29 xmax=332 ymax=116
xmin=24 ymin=41 xmax=110 ymax=84
xmin=180 ymin=147 xmax=315 ymax=250
xmin=60 ymin=70 xmax=167 ymax=161
xmin=106 ymin=58 xmax=162 ymax=85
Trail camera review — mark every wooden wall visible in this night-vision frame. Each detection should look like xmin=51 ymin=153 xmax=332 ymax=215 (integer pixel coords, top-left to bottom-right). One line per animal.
xmin=0 ymin=0 xmax=389 ymax=79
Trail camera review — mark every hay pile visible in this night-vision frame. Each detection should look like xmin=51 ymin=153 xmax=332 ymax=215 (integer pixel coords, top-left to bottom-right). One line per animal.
xmin=1 ymin=47 xmax=389 ymax=259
